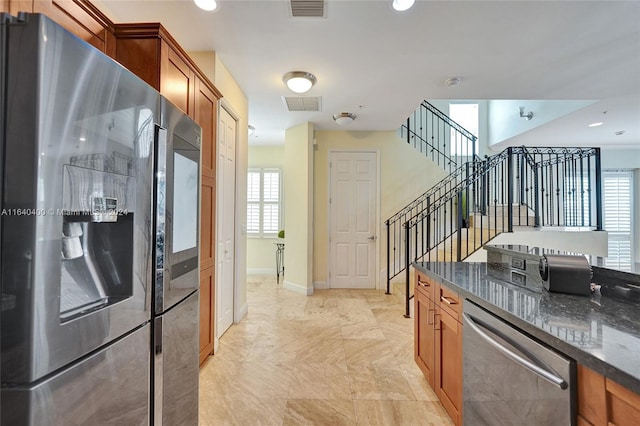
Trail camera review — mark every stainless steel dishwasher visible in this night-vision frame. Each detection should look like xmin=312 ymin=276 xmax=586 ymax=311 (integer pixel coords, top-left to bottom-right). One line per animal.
xmin=463 ymin=300 xmax=576 ymax=425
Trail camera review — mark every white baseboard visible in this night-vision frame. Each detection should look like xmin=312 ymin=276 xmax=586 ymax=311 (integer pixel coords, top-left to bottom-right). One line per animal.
xmin=247 ymin=268 xmax=274 ymax=275
xmin=213 ymin=336 xmax=220 ymax=353
xmin=284 ymin=280 xmax=314 ymax=296
xmin=313 ymin=281 xmax=328 ymax=290
xmin=234 ymin=302 xmax=248 ymax=323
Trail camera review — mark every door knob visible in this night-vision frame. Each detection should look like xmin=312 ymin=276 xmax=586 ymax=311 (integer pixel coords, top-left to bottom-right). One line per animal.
xmin=368 ymin=235 xmax=377 ymax=241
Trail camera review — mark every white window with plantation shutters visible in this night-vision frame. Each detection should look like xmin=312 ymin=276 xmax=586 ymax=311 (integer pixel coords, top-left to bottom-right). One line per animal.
xmin=603 ymin=171 xmax=634 ymax=271
xmin=247 ymin=168 xmax=282 ymax=237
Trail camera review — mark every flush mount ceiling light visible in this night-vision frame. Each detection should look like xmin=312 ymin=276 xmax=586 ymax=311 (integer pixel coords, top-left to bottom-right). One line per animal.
xmin=445 ymin=77 xmax=461 ymax=87
xmin=392 ymin=0 xmax=415 ymax=11
xmin=333 ymin=112 xmax=356 ymax=126
xmin=194 ymin=0 xmax=218 ymax=11
xmin=588 ymin=122 xmax=603 ymax=127
xmin=283 ymin=71 xmax=317 ymax=94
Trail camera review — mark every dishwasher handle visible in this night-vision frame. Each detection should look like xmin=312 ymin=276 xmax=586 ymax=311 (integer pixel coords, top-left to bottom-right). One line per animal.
xmin=463 ymin=312 xmax=568 ymax=390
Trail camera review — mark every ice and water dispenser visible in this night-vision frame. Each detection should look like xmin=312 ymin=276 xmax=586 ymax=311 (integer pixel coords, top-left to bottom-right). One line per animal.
xmin=59 ymin=153 xmax=136 ymax=321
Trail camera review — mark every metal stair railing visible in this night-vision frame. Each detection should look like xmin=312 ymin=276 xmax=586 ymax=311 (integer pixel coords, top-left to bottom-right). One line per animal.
xmin=387 ymin=146 xmax=602 ymax=317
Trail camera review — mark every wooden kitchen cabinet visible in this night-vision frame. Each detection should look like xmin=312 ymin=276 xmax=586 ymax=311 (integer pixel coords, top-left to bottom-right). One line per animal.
xmin=577 ymin=364 xmax=640 ymax=426
xmin=2 ymin=0 xmax=116 ymax=56
xmin=114 ymin=23 xmax=222 ymax=366
xmin=414 ymin=269 xmax=463 ymax=426
xmin=415 ymin=278 xmax=435 ymax=387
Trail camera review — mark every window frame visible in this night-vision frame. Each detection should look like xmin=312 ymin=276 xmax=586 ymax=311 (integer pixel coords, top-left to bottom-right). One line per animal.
xmin=247 ymin=167 xmax=283 ymax=238
xmin=602 ymin=170 xmax=634 ymax=271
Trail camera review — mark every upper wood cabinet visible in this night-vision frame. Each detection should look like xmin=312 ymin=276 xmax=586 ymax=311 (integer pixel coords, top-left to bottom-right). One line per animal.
xmin=2 ymin=1 xmax=116 ymax=56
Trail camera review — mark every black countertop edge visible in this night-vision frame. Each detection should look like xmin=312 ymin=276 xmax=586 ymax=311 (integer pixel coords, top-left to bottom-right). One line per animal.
xmin=413 ymin=261 xmax=640 ymax=395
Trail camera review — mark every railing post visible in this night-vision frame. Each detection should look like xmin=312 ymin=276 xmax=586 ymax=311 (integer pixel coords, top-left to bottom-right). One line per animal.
xmin=406 ymin=118 xmax=411 ymax=144
xmin=595 ymin=147 xmax=603 ymax=230
xmin=385 ymin=220 xmax=391 ymax=294
xmin=404 ymin=222 xmax=411 ymax=318
xmin=534 ymin=166 xmax=541 ymax=227
xmin=426 ymin=196 xmax=431 ymax=253
xmin=507 ymin=147 xmax=514 ymax=232
xmin=456 ymin=191 xmax=463 ymax=262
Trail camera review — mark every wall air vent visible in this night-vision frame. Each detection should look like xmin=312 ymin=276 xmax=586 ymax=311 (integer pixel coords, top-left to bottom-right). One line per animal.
xmin=289 ymin=0 xmax=326 ymax=18
xmin=283 ymin=96 xmax=322 ymax=112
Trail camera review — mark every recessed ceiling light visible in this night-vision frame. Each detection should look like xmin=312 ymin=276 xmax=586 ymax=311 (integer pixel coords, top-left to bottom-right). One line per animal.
xmin=392 ymin=0 xmax=415 ymax=11
xmin=194 ymin=0 xmax=217 ymax=11
xmin=588 ymin=122 xmax=604 ymax=127
xmin=248 ymin=125 xmax=255 ymax=136
xmin=614 ymin=130 xmax=625 ymax=136
xmin=283 ymin=71 xmax=316 ymax=94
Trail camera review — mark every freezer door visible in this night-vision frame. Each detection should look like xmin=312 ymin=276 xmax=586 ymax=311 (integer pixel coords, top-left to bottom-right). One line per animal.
xmin=1 ymin=324 xmax=150 ymax=426
xmin=153 ymin=290 xmax=199 ymax=426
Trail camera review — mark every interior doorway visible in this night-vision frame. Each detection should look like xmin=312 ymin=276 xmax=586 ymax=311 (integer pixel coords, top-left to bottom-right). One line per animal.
xmin=328 ymin=150 xmax=379 ymax=289
xmin=216 ymin=106 xmax=237 ymax=337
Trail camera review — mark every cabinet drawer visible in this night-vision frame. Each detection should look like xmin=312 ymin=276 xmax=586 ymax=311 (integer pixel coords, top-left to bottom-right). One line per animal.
xmin=416 ymin=272 xmax=435 ymax=300
xmin=437 ymin=284 xmax=461 ymax=320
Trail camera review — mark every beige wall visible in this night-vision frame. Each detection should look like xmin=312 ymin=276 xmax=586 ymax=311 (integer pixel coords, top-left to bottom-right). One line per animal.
xmin=190 ymin=51 xmax=249 ymax=323
xmin=284 ymin=123 xmax=314 ymax=295
xmin=247 ymin=145 xmax=285 ymax=273
xmin=313 ymin=130 xmax=449 ymax=288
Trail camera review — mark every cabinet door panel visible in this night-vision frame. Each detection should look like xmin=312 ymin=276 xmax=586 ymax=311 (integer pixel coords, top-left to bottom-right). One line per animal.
xmin=199 ymin=266 xmax=215 ymax=365
xmin=200 ymin=175 xmax=215 ymax=270
xmin=436 ymin=307 xmax=462 ymax=426
xmin=415 ymin=291 xmax=435 ymax=387
xmin=161 ymin=44 xmax=194 ymax=116
xmin=195 ymin=78 xmax=217 ymax=175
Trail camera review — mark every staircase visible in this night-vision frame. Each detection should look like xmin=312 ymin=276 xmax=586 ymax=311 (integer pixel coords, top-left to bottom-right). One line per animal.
xmin=387 ymin=101 xmax=603 ymax=316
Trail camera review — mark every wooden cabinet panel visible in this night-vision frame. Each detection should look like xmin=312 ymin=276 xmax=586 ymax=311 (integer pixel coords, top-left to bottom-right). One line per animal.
xmin=416 ymin=271 xmax=435 ymax=300
xmin=200 ymin=175 xmax=215 ymax=271
xmin=114 ymin=37 xmax=160 ymax=89
xmin=415 ymin=289 xmax=435 ymax=387
xmin=577 ymin=414 xmax=594 ymax=426
xmin=437 ymin=283 xmax=461 ymax=321
xmin=33 ymin=0 xmax=115 ymax=56
xmin=199 ymin=266 xmax=215 ymax=365
xmin=161 ymin=44 xmax=194 ymax=116
xmin=578 ymin=364 xmax=607 ymax=426
xmin=577 ymin=364 xmax=640 ymax=426
xmin=606 ymin=378 xmax=640 ymax=426
xmin=195 ymin=78 xmax=217 ymax=176
xmin=435 ymin=306 xmax=463 ymax=426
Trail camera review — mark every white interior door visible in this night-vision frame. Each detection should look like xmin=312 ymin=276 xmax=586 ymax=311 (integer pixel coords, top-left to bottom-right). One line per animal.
xmin=216 ymin=107 xmax=236 ymax=336
xmin=329 ymin=151 xmax=378 ymax=289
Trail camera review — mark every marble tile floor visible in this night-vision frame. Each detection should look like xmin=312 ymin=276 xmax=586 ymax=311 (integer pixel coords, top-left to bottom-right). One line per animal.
xmin=199 ymin=275 xmax=453 ymax=426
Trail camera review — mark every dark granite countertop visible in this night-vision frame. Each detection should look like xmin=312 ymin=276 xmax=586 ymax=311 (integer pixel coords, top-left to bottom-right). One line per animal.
xmin=413 ymin=261 xmax=640 ymax=394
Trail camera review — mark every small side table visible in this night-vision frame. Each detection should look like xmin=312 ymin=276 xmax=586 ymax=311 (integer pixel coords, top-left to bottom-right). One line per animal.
xmin=275 ymin=242 xmax=285 ymax=283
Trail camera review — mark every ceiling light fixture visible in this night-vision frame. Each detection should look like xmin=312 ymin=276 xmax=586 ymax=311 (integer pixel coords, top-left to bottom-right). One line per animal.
xmin=392 ymin=0 xmax=415 ymax=12
xmin=445 ymin=77 xmax=461 ymax=87
xmin=588 ymin=122 xmax=603 ymax=127
xmin=248 ymin=125 xmax=255 ymax=136
xmin=283 ymin=71 xmax=316 ymax=94
xmin=519 ymin=106 xmax=534 ymax=121
xmin=333 ymin=112 xmax=356 ymax=126
xmin=194 ymin=0 xmax=218 ymax=11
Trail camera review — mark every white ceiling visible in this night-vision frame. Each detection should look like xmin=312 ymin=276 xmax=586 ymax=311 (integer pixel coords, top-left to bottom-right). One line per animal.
xmin=98 ymin=0 xmax=640 ymax=149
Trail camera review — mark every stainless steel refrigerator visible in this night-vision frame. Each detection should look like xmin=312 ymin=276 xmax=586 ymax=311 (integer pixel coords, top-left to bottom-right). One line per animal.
xmin=0 ymin=13 xmax=200 ymax=425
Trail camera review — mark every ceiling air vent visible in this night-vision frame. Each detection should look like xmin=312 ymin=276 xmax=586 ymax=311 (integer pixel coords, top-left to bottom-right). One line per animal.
xmin=289 ymin=0 xmax=326 ymax=18
xmin=283 ymin=96 xmax=322 ymax=112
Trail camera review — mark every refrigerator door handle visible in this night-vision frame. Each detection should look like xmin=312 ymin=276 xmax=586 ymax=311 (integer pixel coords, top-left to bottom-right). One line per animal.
xmin=462 ymin=312 xmax=568 ymax=390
